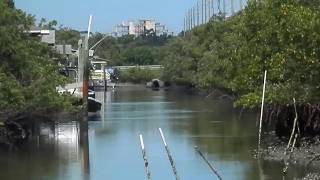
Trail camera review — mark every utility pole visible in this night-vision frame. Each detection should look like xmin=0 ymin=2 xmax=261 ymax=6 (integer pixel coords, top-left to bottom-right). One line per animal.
xmin=189 ymin=9 xmax=193 ymax=29
xmin=183 ymin=17 xmax=186 ymax=33
xmin=204 ymin=0 xmax=207 ymax=23
xmin=185 ymin=14 xmax=187 ymax=32
xmin=231 ymin=0 xmax=235 ymax=15
xmin=208 ymin=0 xmax=211 ymax=21
xmin=193 ymin=6 xmax=196 ymax=28
xmin=187 ymin=12 xmax=190 ymax=31
xmin=212 ymin=0 xmax=215 ymax=19
xmin=202 ymin=0 xmax=204 ymax=24
xmin=78 ymin=40 xmax=83 ymax=84
xmin=218 ymin=0 xmax=222 ymax=14
xmin=103 ymin=64 xmax=107 ymax=92
xmin=197 ymin=1 xmax=200 ymax=26
xmin=82 ymin=15 xmax=92 ymax=115
xmin=190 ymin=9 xmax=192 ymax=30
xmin=185 ymin=17 xmax=187 ymax=32
xmin=223 ymin=0 xmax=226 ymax=16
xmin=78 ymin=36 xmax=89 ymax=115
xmin=187 ymin=11 xmax=189 ymax=30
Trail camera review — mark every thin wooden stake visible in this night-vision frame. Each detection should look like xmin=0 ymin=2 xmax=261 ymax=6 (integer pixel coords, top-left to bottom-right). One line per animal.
xmin=158 ymin=128 xmax=180 ymax=180
xmin=195 ymin=146 xmax=223 ymax=180
xmin=286 ymin=98 xmax=298 ymax=151
xmin=258 ymin=70 xmax=267 ymax=151
xmin=139 ymin=134 xmax=152 ymax=180
xmin=283 ymin=98 xmax=299 ymax=174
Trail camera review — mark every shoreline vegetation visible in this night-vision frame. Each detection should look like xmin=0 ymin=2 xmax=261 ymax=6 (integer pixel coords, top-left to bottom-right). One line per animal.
xmin=118 ymin=68 xmax=162 ymax=84
xmin=0 ymin=0 xmax=83 ymax=146
xmin=0 ymin=0 xmax=320 ymax=166
xmin=113 ymin=0 xmax=320 ymax=174
xmin=0 ymin=0 xmax=319 ymax=178
xmin=159 ymin=0 xmax=320 ymax=139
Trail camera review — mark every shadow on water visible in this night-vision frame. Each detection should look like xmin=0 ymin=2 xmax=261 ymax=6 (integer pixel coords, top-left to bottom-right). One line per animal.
xmin=0 ymin=120 xmax=91 ymax=180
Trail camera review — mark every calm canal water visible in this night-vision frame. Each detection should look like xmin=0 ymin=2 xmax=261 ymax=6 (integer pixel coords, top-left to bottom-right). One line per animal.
xmin=0 ymin=87 xmax=316 ymax=180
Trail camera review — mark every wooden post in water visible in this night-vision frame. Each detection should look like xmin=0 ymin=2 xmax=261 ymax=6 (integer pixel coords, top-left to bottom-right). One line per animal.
xmin=195 ymin=146 xmax=223 ymax=180
xmin=82 ymin=15 xmax=92 ymax=115
xmin=139 ymin=135 xmax=152 ymax=180
xmin=103 ymin=65 xmax=107 ymax=92
xmin=258 ymin=70 xmax=267 ymax=151
xmin=158 ymin=128 xmax=180 ymax=180
xmin=80 ymin=121 xmax=90 ymax=177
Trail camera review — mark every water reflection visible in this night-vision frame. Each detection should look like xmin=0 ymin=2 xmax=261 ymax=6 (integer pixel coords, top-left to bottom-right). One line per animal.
xmin=0 ymin=87 xmax=319 ymax=180
xmin=90 ymin=88 xmax=319 ymax=180
xmin=0 ymin=121 xmax=90 ymax=180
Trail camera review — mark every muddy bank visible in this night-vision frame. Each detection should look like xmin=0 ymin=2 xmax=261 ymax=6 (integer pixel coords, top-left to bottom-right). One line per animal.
xmin=260 ymin=132 xmax=320 ymax=163
xmin=296 ymin=173 xmax=320 ymax=180
xmin=256 ymin=131 xmax=320 ymax=179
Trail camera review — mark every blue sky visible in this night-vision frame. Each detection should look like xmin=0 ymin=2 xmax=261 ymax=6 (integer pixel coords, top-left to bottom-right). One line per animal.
xmin=15 ymin=0 xmax=197 ymax=34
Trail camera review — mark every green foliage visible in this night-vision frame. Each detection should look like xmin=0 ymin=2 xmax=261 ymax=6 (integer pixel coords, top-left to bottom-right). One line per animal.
xmin=38 ymin=18 xmax=57 ymax=30
xmin=118 ymin=68 xmax=161 ymax=84
xmin=0 ymin=1 xmax=73 ymax=114
xmin=0 ymin=70 xmax=25 ymax=111
xmin=55 ymin=27 xmax=80 ymax=47
xmin=89 ymin=33 xmax=172 ymax=66
xmin=161 ymin=0 xmax=320 ymax=108
xmin=120 ymin=46 xmax=158 ymax=65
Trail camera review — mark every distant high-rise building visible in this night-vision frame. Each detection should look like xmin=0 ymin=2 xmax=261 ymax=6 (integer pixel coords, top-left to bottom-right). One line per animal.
xmin=112 ymin=19 xmax=169 ymax=37
xmin=128 ymin=21 xmax=136 ymax=35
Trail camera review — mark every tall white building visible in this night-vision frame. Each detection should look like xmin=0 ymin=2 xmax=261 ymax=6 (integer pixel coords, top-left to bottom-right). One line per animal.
xmin=113 ymin=19 xmax=169 ymax=37
xmin=128 ymin=21 xmax=136 ymax=35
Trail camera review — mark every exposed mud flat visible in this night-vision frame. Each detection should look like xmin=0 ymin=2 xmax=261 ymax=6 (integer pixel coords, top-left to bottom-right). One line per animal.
xmin=255 ymin=131 xmax=320 ymax=179
xmin=295 ymin=173 xmax=320 ymax=180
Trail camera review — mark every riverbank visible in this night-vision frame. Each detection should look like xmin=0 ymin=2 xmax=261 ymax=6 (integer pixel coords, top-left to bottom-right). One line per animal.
xmin=163 ymin=85 xmax=320 ymax=178
xmin=255 ymin=131 xmax=320 ymax=179
xmin=0 ymin=85 xmax=317 ymax=179
xmin=297 ymin=173 xmax=320 ymax=180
